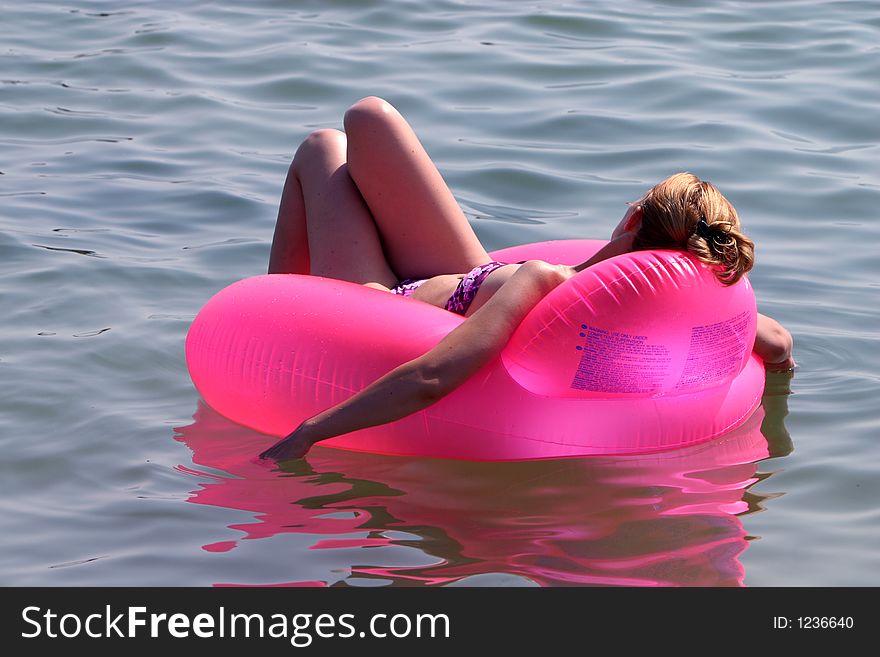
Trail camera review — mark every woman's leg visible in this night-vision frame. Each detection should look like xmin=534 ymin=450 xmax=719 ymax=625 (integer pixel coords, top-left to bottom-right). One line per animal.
xmin=267 ymin=148 xmax=309 ymax=275
xmin=344 ymin=96 xmax=490 ymax=279
xmin=267 ymin=129 xmax=398 ymax=288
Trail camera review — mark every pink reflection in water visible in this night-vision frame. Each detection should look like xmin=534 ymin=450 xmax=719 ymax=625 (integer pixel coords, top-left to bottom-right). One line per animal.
xmin=176 ymin=403 xmax=773 ymax=587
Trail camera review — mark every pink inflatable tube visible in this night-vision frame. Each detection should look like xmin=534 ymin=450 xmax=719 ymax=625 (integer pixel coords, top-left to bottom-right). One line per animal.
xmin=186 ymin=240 xmax=765 ymax=460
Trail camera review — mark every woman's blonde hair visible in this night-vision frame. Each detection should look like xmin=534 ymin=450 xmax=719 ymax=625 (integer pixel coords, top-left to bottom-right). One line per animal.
xmin=632 ymin=172 xmax=754 ymax=285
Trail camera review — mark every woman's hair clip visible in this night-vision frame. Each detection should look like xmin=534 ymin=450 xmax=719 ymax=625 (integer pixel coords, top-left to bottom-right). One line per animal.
xmin=696 ymin=216 xmax=734 ymax=248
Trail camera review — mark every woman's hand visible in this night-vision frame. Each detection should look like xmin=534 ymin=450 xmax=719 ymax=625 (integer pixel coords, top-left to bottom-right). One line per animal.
xmin=764 ymin=355 xmax=797 ymax=373
xmin=259 ymin=422 xmax=317 ymax=461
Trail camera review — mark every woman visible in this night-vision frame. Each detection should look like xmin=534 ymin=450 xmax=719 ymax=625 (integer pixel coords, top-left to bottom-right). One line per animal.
xmin=260 ymin=97 xmax=794 ymax=461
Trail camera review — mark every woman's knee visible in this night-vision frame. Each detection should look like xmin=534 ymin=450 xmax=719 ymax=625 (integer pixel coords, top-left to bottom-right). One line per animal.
xmin=292 ymin=128 xmax=347 ymax=171
xmin=297 ymin=128 xmax=346 ymax=156
xmin=344 ymin=96 xmax=397 ymax=135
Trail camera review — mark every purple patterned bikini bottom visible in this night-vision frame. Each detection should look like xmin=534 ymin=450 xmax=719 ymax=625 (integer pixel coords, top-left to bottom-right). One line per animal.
xmin=389 ymin=261 xmax=510 ymax=316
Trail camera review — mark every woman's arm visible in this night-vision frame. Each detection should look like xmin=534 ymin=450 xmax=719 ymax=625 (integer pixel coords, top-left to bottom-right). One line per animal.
xmin=259 ymin=261 xmax=569 ymax=460
xmin=755 ymin=313 xmax=796 ymax=371
xmin=573 ymin=231 xmax=637 ymax=272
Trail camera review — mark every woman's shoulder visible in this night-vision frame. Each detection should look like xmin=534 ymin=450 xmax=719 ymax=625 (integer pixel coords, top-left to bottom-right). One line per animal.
xmin=520 ymin=259 xmax=576 ymax=277
xmin=514 ymin=260 xmax=575 ymax=289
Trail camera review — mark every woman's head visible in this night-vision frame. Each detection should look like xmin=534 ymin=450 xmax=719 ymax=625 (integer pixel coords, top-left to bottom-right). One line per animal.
xmin=626 ymin=172 xmax=754 ymax=285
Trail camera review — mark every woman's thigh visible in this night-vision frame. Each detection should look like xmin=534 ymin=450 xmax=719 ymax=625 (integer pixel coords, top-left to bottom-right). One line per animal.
xmin=344 ymin=97 xmax=490 ymax=279
xmin=291 ymin=128 xmax=398 ymax=287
